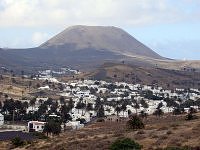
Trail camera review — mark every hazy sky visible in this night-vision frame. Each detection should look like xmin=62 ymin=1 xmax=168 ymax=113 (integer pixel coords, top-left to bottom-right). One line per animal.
xmin=0 ymin=0 xmax=200 ymax=60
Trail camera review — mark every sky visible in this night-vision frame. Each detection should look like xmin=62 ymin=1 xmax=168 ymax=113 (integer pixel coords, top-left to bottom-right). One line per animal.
xmin=0 ymin=0 xmax=200 ymax=60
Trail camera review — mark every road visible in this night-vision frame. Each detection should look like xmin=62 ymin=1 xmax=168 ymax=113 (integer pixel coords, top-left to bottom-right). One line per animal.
xmin=0 ymin=131 xmax=34 ymax=141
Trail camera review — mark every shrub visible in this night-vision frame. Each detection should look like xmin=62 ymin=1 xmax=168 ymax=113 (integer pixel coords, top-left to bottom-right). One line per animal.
xmin=153 ymin=108 xmax=164 ymax=117
xmin=110 ymin=138 xmax=142 ymax=150
xmin=189 ymin=107 xmax=197 ymax=114
xmin=11 ymin=137 xmax=24 ymax=147
xmin=96 ymin=118 xmax=105 ymax=122
xmin=43 ymin=120 xmax=61 ymax=136
xmin=127 ymin=115 xmax=144 ymax=130
xmin=173 ymin=108 xmax=183 ymax=115
xmin=166 ymin=130 xmax=173 ymax=135
xmin=137 ymin=130 xmax=145 ymax=134
xmin=185 ymin=113 xmax=198 ymax=121
xmin=32 ymin=132 xmax=48 ymax=139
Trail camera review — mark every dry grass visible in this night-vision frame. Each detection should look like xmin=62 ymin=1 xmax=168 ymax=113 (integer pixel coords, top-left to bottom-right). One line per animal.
xmin=0 ymin=113 xmax=197 ymax=150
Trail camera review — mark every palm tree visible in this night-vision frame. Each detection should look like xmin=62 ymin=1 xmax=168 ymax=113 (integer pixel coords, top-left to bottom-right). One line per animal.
xmin=80 ymin=102 xmax=86 ymax=116
xmin=121 ymin=103 xmax=127 ymax=117
xmin=134 ymin=102 xmax=140 ymax=115
xmin=68 ymin=98 xmax=74 ymax=113
xmin=9 ymin=70 xmax=13 ymax=85
xmin=140 ymin=110 xmax=147 ymax=120
xmin=29 ymin=98 xmax=36 ymax=111
xmin=21 ymin=90 xmax=24 ymax=99
xmin=28 ymin=81 xmax=32 ymax=92
xmin=95 ymin=97 xmax=102 ymax=110
xmin=60 ymin=104 xmax=70 ymax=122
xmin=86 ymin=103 xmax=93 ymax=111
xmin=115 ymin=106 xmax=121 ymax=116
xmin=45 ymin=98 xmax=53 ymax=108
xmin=153 ymin=108 xmax=164 ymax=117
xmin=131 ymin=97 xmax=140 ymax=115
xmin=59 ymin=96 xmax=65 ymax=105
xmin=97 ymin=105 xmax=105 ymax=118
xmin=50 ymin=101 xmax=59 ymax=114
xmin=76 ymin=100 xmax=85 ymax=115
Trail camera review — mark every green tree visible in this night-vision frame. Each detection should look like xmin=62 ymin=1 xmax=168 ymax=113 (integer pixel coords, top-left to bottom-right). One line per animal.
xmin=49 ymin=101 xmax=58 ymax=114
xmin=140 ymin=99 xmax=149 ymax=109
xmin=97 ymin=105 xmax=105 ymax=118
xmin=86 ymin=103 xmax=93 ymax=111
xmin=29 ymin=98 xmax=36 ymax=111
xmin=59 ymin=96 xmax=65 ymax=105
xmin=127 ymin=115 xmax=144 ymax=130
xmin=37 ymin=103 xmax=48 ymax=116
xmin=133 ymin=102 xmax=140 ymax=115
xmin=2 ymin=98 xmax=15 ymax=114
xmin=95 ymin=97 xmax=102 ymax=111
xmin=76 ymin=99 xmax=86 ymax=115
xmin=153 ymin=108 xmax=164 ymax=117
xmin=115 ymin=106 xmax=121 ymax=116
xmin=60 ymin=104 xmax=71 ymax=122
xmin=44 ymin=98 xmax=53 ymax=108
xmin=121 ymin=103 xmax=127 ymax=117
xmin=11 ymin=137 xmax=24 ymax=148
xmin=68 ymin=98 xmax=74 ymax=113
xmin=140 ymin=110 xmax=147 ymax=119
xmin=43 ymin=120 xmax=61 ymax=136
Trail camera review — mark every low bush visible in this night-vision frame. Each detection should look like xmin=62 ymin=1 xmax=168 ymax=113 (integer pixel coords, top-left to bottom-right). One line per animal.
xmin=173 ymin=108 xmax=184 ymax=115
xmin=32 ymin=132 xmax=48 ymax=139
xmin=110 ymin=138 xmax=142 ymax=150
xmin=96 ymin=118 xmax=105 ymax=122
xmin=185 ymin=113 xmax=198 ymax=121
xmin=11 ymin=137 xmax=24 ymax=148
xmin=189 ymin=107 xmax=197 ymax=114
xmin=166 ymin=130 xmax=173 ymax=135
xmin=137 ymin=130 xmax=145 ymax=134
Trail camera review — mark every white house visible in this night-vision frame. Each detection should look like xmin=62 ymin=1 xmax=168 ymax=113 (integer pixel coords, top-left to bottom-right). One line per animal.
xmin=0 ymin=113 xmax=4 ymax=126
xmin=65 ymin=121 xmax=84 ymax=130
xmin=38 ymin=85 xmax=50 ymax=90
xmin=28 ymin=121 xmax=46 ymax=132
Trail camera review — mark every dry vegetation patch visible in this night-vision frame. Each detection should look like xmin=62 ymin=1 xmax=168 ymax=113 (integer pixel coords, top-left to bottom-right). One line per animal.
xmin=7 ymin=113 xmax=196 ymax=150
xmin=0 ymin=113 xmax=200 ymax=150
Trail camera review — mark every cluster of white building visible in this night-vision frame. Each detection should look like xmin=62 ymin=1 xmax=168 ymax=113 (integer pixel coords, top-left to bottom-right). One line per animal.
xmin=35 ymin=76 xmax=200 ymax=119
xmin=1 ymin=74 xmax=199 ymax=133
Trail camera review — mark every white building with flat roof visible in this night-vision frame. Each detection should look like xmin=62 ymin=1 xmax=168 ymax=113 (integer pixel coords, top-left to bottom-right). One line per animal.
xmin=0 ymin=113 xmax=4 ymax=126
xmin=28 ymin=121 xmax=46 ymax=132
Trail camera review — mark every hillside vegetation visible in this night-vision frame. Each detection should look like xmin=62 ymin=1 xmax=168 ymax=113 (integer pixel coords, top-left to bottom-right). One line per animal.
xmin=2 ymin=113 xmax=199 ymax=150
xmin=85 ymin=63 xmax=200 ymax=89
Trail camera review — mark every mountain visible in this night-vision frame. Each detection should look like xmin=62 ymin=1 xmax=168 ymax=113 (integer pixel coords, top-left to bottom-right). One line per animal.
xmin=41 ymin=25 xmax=162 ymax=59
xmin=0 ymin=25 xmax=199 ymax=73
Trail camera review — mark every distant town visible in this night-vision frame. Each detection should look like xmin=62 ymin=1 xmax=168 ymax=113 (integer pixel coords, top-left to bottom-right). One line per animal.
xmin=0 ymin=68 xmax=199 ymax=135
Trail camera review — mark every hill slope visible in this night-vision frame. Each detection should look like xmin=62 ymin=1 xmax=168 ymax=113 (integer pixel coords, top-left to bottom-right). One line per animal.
xmin=78 ymin=63 xmax=200 ymax=89
xmin=5 ymin=113 xmax=199 ymax=150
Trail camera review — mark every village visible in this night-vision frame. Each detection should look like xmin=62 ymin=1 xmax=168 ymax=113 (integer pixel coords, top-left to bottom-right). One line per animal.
xmin=0 ymin=69 xmax=200 ymax=135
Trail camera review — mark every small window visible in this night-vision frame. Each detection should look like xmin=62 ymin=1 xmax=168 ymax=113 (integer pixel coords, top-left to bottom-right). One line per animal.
xmin=42 ymin=126 xmax=44 ymax=129
xmin=37 ymin=126 xmax=39 ymax=128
